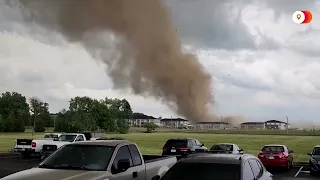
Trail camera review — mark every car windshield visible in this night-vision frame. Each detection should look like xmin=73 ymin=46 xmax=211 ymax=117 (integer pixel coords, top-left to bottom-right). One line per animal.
xmin=262 ymin=146 xmax=284 ymax=152
xmin=210 ymin=144 xmax=233 ymax=151
xmin=39 ymin=144 xmax=114 ymax=171
xmin=57 ymin=135 xmax=77 ymax=142
xmin=164 ymin=140 xmax=187 ymax=147
xmin=313 ymin=147 xmax=320 ymax=155
xmin=160 ymin=162 xmax=241 ymax=180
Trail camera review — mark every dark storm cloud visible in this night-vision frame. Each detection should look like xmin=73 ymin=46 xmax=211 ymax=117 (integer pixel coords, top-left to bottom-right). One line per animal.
xmin=164 ymin=0 xmax=256 ymax=50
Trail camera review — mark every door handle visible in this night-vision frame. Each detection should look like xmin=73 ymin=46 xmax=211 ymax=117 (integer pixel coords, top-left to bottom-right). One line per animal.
xmin=132 ymin=171 xmax=138 ymax=178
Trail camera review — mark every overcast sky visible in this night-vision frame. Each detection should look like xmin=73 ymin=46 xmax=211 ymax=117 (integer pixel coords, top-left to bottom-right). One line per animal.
xmin=0 ymin=0 xmax=319 ymax=124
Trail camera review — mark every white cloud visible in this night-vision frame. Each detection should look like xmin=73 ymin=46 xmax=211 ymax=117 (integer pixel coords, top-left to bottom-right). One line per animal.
xmin=0 ymin=1 xmax=320 ymax=124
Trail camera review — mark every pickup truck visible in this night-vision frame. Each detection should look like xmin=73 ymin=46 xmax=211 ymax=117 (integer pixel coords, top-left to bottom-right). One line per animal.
xmin=11 ymin=133 xmax=62 ymax=157
xmin=2 ymin=140 xmax=177 ymax=180
xmin=40 ymin=133 xmax=98 ymax=158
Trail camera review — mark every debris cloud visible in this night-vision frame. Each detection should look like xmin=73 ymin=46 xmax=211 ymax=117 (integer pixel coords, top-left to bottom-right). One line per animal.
xmin=12 ymin=0 xmax=212 ymax=122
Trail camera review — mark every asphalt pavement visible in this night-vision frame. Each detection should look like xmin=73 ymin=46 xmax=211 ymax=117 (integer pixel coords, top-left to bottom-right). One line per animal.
xmin=0 ymin=154 xmax=319 ymax=179
xmin=268 ymin=166 xmax=319 ymax=180
xmin=0 ymin=155 xmax=41 ymax=178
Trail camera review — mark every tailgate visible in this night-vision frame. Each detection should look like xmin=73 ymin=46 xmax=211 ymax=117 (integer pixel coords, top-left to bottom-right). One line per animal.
xmin=17 ymin=139 xmax=32 ymax=145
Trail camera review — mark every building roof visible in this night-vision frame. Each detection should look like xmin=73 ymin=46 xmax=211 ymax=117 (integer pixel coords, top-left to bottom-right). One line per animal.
xmin=196 ymin=121 xmax=230 ymax=125
xmin=240 ymin=122 xmax=264 ymax=125
xmin=132 ymin=112 xmax=156 ymax=119
xmin=161 ymin=118 xmax=188 ymax=122
xmin=264 ymin=120 xmax=287 ymax=124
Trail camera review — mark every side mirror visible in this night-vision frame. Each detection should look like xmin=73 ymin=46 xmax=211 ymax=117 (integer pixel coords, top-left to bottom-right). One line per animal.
xmin=307 ymin=153 xmax=312 ymax=156
xmin=201 ymin=143 xmax=204 ymax=147
xmin=53 ymin=138 xmax=58 ymax=141
xmin=289 ymin=150 xmax=293 ymax=153
xmin=151 ymin=175 xmax=160 ymax=180
xmin=117 ymin=159 xmax=131 ymax=172
xmin=239 ymin=149 xmax=244 ymax=154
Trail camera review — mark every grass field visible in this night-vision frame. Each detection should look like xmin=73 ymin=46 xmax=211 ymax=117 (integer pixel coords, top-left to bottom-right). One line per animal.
xmin=0 ymin=131 xmax=318 ymax=162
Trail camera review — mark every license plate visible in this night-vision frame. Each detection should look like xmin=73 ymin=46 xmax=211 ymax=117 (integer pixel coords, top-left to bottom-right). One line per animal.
xmin=171 ymin=149 xmax=176 ymax=152
xmin=268 ymin=156 xmax=274 ymax=159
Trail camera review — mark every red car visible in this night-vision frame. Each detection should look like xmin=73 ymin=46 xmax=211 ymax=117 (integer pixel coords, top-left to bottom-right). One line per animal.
xmin=258 ymin=144 xmax=294 ymax=170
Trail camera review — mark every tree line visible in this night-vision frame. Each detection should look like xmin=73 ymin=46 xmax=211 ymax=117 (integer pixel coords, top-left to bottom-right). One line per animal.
xmin=0 ymin=92 xmax=133 ymax=134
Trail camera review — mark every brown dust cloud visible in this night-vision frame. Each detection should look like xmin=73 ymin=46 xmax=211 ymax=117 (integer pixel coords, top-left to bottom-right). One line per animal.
xmin=11 ymin=0 xmax=213 ymax=122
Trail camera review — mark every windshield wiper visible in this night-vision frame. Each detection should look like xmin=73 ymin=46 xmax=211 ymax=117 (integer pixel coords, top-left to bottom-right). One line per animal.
xmin=38 ymin=164 xmax=92 ymax=170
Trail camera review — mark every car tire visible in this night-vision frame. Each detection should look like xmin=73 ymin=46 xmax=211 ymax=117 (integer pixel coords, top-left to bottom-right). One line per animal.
xmin=310 ymin=170 xmax=316 ymax=176
xmin=285 ymin=161 xmax=290 ymax=171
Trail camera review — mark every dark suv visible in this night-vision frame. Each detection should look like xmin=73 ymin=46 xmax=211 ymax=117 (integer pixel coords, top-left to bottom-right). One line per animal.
xmin=308 ymin=145 xmax=320 ymax=175
xmin=162 ymin=138 xmax=207 ymax=156
xmin=160 ymin=153 xmax=273 ymax=180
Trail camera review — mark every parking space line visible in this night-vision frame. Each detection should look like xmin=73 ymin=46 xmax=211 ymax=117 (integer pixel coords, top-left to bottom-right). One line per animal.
xmin=294 ymin=166 xmax=303 ymax=177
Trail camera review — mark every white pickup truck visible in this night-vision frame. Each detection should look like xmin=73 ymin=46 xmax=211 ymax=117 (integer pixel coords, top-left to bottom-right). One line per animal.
xmin=40 ymin=133 xmax=96 ymax=158
xmin=12 ymin=133 xmax=62 ymax=157
xmin=30 ymin=133 xmax=63 ymax=156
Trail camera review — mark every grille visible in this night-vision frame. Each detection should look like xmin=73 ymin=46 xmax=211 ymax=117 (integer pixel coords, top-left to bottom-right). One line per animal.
xmin=42 ymin=145 xmax=57 ymax=152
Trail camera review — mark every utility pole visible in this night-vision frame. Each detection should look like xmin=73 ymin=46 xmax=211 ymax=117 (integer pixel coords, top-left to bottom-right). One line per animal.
xmin=286 ymin=116 xmax=289 ymax=135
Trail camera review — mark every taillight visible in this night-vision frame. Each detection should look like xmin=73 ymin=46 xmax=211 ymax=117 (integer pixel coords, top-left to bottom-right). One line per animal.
xmin=258 ymin=152 xmax=264 ymax=158
xmin=279 ymin=153 xmax=287 ymax=159
xmin=180 ymin=148 xmax=189 ymax=152
xmin=31 ymin=142 xmax=36 ymax=147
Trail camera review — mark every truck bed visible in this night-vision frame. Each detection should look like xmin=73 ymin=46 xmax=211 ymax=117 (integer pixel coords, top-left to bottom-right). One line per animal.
xmin=142 ymin=155 xmax=175 ymax=163
xmin=143 ymin=155 xmax=177 ymax=180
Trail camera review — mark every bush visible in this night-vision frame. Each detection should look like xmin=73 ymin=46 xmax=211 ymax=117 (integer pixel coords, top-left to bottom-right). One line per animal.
xmin=143 ymin=122 xmax=158 ymax=133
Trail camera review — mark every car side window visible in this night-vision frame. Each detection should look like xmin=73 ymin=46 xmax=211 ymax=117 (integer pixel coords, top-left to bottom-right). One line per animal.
xmin=128 ymin=144 xmax=142 ymax=166
xmin=249 ymin=159 xmax=263 ymax=179
xmin=187 ymin=140 xmax=193 ymax=147
xmin=195 ymin=140 xmax=202 ymax=146
xmin=112 ymin=146 xmax=133 ymax=174
xmin=243 ymin=161 xmax=255 ymax=180
xmin=75 ymin=135 xmax=84 ymax=141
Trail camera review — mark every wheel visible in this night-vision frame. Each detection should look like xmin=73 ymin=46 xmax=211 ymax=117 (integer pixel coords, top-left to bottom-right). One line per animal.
xmin=284 ymin=161 xmax=290 ymax=171
xmin=310 ymin=170 xmax=316 ymax=176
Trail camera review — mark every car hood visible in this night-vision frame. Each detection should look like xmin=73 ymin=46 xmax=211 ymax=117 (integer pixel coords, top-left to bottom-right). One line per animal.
xmin=1 ymin=168 xmax=111 ymax=180
xmin=312 ymin=155 xmax=320 ymax=161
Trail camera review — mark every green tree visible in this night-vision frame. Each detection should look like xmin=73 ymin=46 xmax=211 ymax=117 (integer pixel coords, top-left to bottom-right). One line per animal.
xmin=69 ymin=96 xmax=98 ymax=132
xmin=29 ymin=97 xmax=51 ymax=132
xmin=0 ymin=115 xmax=4 ymax=132
xmin=14 ymin=115 xmax=26 ymax=132
xmin=91 ymin=100 xmax=116 ymax=132
xmin=54 ymin=109 xmax=73 ymax=132
xmin=0 ymin=92 xmax=30 ymax=131
xmin=143 ymin=122 xmax=158 ymax=133
xmin=104 ymin=98 xmax=132 ymax=134
xmin=4 ymin=112 xmax=15 ymax=132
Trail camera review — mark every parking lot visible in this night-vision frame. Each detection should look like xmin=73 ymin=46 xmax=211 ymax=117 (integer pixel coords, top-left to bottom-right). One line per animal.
xmin=0 ymin=154 xmax=318 ymax=179
xmin=270 ymin=166 xmax=319 ymax=180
